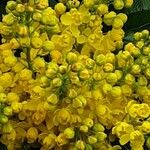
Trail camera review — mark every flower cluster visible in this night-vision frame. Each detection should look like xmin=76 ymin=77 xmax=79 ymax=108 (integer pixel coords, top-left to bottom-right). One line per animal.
xmin=0 ymin=0 xmax=149 ymax=150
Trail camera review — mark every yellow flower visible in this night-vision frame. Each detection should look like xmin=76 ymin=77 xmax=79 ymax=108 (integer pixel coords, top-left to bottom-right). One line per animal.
xmin=53 ymin=109 xmax=71 ymax=125
xmin=130 ymin=130 xmax=144 ymax=150
xmin=26 ymin=127 xmax=38 ymax=143
xmin=55 ymin=133 xmax=68 ymax=147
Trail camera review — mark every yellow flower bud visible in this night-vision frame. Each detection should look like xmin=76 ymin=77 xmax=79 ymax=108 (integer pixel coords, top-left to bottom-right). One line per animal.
xmin=110 ymin=86 xmax=122 ymax=98
xmin=88 ymin=136 xmax=97 ymax=144
xmin=26 ymin=127 xmax=38 ymax=143
xmin=37 ymin=0 xmax=49 ymax=9
xmin=19 ymin=69 xmax=32 ymax=80
xmin=46 ymin=68 xmax=58 ymax=79
xmin=6 ymin=1 xmax=17 ymax=10
xmin=79 ymin=69 xmax=90 ymax=80
xmin=54 ymin=109 xmax=71 ymax=125
xmin=54 ymin=3 xmax=66 ymax=15
xmin=124 ymin=73 xmax=135 ymax=85
xmin=84 ymin=0 xmax=95 ymax=7
xmin=33 ymin=57 xmax=45 ymax=70
xmin=121 ymin=84 xmax=132 ymax=96
xmin=68 ymin=89 xmax=77 ymax=99
xmin=97 ymin=4 xmax=108 ymax=15
xmin=4 ymin=56 xmax=17 ymax=67
xmin=31 ymin=37 xmax=43 ymax=49
xmin=93 ymin=123 xmax=105 ymax=132
xmin=96 ymin=132 xmax=107 ymax=141
xmin=2 ymin=122 xmax=13 ymax=133
xmin=43 ymin=134 xmax=56 ymax=148
xmin=102 ymin=83 xmax=112 ymax=94
xmin=117 ymin=13 xmax=128 ymax=23
xmin=18 ymin=25 xmax=28 ymax=36
xmin=124 ymin=0 xmax=133 ymax=8
xmin=33 ymin=12 xmax=42 ymax=22
xmin=103 ymin=63 xmax=114 ymax=72
xmin=142 ymin=121 xmax=150 ymax=133
xmin=33 ymin=86 xmax=45 ymax=97
xmin=11 ymin=102 xmax=22 ymax=113
xmin=83 ymin=118 xmax=93 ymax=128
xmin=112 ymin=17 xmax=124 ymax=29
xmin=95 ymin=54 xmax=106 ymax=66
xmin=93 ymin=73 xmax=102 ymax=81
xmin=106 ymin=73 xmax=118 ymax=84
xmin=80 ymin=125 xmax=88 ymax=133
xmin=43 ymin=40 xmax=55 ymax=51
xmin=16 ymin=4 xmax=25 ymax=13
xmin=0 ymin=73 xmax=13 ymax=88
xmin=9 ymin=38 xmax=20 ymax=49
xmin=55 ymin=133 xmax=68 ymax=146
xmin=103 ymin=11 xmax=117 ymax=26
xmin=113 ymin=0 xmax=124 ymax=10
xmin=142 ymin=29 xmax=149 ymax=38
xmin=52 ymin=78 xmax=62 ymax=87
xmin=2 ymin=13 xmax=15 ymax=26
xmin=64 ymin=127 xmax=75 ymax=139
xmin=66 ymin=52 xmax=78 ymax=64
xmin=0 ymin=93 xmax=7 ymax=103
xmin=75 ymin=140 xmax=85 ymax=150
xmin=134 ymin=32 xmax=143 ymax=41
xmin=7 ymin=92 xmax=20 ymax=103
xmin=47 ymin=94 xmax=58 ymax=105
xmin=59 ymin=65 xmax=68 ymax=74
xmin=0 ymin=114 xmax=8 ymax=124
xmin=41 ymin=15 xmax=57 ymax=26
xmin=138 ymin=76 xmax=147 ymax=86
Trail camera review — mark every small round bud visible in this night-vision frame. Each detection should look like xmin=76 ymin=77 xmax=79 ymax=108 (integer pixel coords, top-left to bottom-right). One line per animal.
xmin=131 ymin=64 xmax=141 ymax=74
xmin=2 ymin=13 xmax=15 ymax=26
xmin=113 ymin=0 xmax=124 ymax=10
xmin=97 ymin=4 xmax=108 ymax=15
xmin=68 ymin=89 xmax=77 ymax=99
xmin=64 ymin=128 xmax=75 ymax=139
xmin=124 ymin=73 xmax=135 ymax=85
xmin=95 ymin=54 xmax=106 ymax=66
xmin=106 ymin=73 xmax=118 ymax=84
xmin=103 ymin=83 xmax=112 ymax=94
xmin=75 ymin=140 xmax=85 ymax=150
xmin=112 ymin=17 xmax=124 ymax=29
xmin=47 ymin=94 xmax=58 ymax=105
xmin=110 ymin=86 xmax=122 ymax=97
xmin=54 ymin=3 xmax=66 ymax=15
xmin=80 ymin=125 xmax=88 ymax=133
xmin=93 ymin=73 xmax=102 ymax=81
xmin=0 ymin=93 xmax=7 ymax=103
xmin=43 ymin=41 xmax=55 ymax=51
xmin=3 ymin=107 xmax=12 ymax=116
xmin=66 ymin=52 xmax=78 ymax=64
xmin=52 ymin=78 xmax=62 ymax=87
xmin=83 ymin=118 xmax=93 ymax=128
xmin=31 ymin=37 xmax=43 ymax=49
xmin=7 ymin=92 xmax=20 ymax=103
xmin=138 ymin=76 xmax=147 ymax=86
xmin=0 ymin=115 xmax=8 ymax=124
xmin=93 ymin=123 xmax=105 ymax=132
xmin=33 ymin=12 xmax=42 ymax=21
xmin=103 ymin=63 xmax=114 ymax=72
xmin=16 ymin=4 xmax=25 ymax=13
xmin=88 ymin=136 xmax=97 ymax=144
xmin=79 ymin=69 xmax=90 ymax=80
xmin=6 ymin=1 xmax=17 ymax=10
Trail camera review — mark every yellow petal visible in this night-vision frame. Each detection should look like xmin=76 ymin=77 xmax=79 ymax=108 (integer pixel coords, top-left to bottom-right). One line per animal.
xmin=119 ymin=134 xmax=130 ymax=145
xmin=61 ymin=13 xmax=73 ymax=25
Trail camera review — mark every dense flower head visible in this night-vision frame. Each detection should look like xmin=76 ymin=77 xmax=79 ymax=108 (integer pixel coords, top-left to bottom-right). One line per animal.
xmin=0 ymin=0 xmax=150 ymax=149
